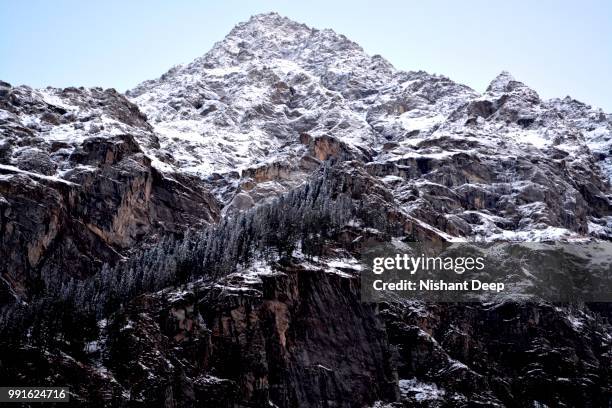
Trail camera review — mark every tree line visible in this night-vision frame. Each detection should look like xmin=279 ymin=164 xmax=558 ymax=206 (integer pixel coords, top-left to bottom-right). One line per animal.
xmin=0 ymin=164 xmax=370 ymax=351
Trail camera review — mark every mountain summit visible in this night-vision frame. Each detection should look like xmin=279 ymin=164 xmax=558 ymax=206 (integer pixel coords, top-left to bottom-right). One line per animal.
xmin=2 ymin=12 xmax=611 ymax=242
xmin=3 ymin=12 xmax=612 ymax=241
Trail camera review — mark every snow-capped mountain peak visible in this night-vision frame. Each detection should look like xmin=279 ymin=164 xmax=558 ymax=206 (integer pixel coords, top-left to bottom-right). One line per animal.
xmin=126 ymin=13 xmax=404 ymax=176
xmin=2 ymin=13 xmax=612 ymax=242
xmin=486 ymin=70 xmax=520 ymax=93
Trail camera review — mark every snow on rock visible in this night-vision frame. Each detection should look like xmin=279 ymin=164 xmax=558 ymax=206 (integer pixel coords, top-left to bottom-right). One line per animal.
xmin=399 ymin=378 xmax=446 ymax=402
xmin=2 ymin=12 xmax=612 ymax=242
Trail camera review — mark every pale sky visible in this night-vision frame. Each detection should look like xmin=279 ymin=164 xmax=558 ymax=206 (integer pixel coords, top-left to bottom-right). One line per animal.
xmin=1 ymin=0 xmax=610 ymax=110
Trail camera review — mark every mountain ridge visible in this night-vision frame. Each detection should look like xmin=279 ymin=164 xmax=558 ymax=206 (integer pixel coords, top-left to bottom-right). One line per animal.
xmin=2 ymin=13 xmax=612 ymax=243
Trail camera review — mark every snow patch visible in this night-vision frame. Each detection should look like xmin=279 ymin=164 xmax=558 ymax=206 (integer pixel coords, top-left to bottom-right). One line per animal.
xmin=399 ymin=378 xmax=446 ymax=402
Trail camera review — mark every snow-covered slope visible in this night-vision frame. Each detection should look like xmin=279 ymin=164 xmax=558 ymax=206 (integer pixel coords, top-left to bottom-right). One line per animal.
xmin=125 ymin=12 xmax=612 ymax=240
xmin=127 ymin=13 xmax=612 ymax=180
xmin=126 ymin=13 xmax=477 ymax=176
xmin=2 ymin=12 xmax=611 ymax=241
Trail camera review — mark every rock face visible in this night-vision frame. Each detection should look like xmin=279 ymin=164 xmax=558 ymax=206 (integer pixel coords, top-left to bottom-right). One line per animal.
xmin=381 ymin=302 xmax=611 ymax=406
xmin=0 ymin=84 xmax=220 ymax=298
xmin=1 ymin=12 xmax=612 ymax=408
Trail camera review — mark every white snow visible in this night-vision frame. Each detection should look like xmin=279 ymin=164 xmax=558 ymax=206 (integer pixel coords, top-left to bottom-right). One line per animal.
xmin=0 ymin=164 xmax=79 ymax=186
xmin=203 ymin=66 xmax=241 ymax=76
xmin=397 ymin=112 xmax=444 ymax=133
xmin=510 ymin=129 xmax=552 ymax=149
xmin=399 ymin=378 xmax=446 ymax=402
xmin=487 ymin=226 xmax=580 ymax=242
xmin=325 ymin=258 xmax=363 ymax=277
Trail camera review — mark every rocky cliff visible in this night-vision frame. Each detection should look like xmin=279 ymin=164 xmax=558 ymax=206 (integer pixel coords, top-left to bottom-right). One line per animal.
xmin=0 ymin=12 xmax=611 ymax=407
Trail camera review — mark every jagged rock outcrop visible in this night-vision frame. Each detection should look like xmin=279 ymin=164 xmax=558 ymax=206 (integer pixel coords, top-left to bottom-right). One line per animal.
xmin=0 ymin=84 xmax=220 ymax=299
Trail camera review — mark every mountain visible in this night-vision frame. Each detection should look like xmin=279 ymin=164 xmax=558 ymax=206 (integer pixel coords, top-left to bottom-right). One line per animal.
xmin=0 ymin=12 xmax=611 ymax=407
